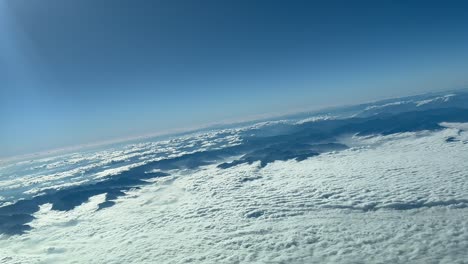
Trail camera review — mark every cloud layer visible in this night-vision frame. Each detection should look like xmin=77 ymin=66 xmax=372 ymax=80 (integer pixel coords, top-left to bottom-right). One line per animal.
xmin=1 ymin=91 xmax=468 ymax=263
xmin=1 ymin=127 xmax=467 ymax=263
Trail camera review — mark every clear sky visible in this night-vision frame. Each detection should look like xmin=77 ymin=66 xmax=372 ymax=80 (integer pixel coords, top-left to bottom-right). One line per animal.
xmin=1 ymin=0 xmax=468 ymax=157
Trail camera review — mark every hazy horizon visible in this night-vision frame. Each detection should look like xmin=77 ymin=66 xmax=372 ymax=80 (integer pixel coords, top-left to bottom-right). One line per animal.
xmin=1 ymin=86 xmax=465 ymax=160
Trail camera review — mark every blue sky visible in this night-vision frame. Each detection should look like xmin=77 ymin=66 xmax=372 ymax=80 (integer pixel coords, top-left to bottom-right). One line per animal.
xmin=1 ymin=0 xmax=468 ymax=157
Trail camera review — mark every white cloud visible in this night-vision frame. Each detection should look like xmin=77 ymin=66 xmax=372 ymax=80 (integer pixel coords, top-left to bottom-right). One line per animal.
xmin=364 ymin=100 xmax=409 ymax=111
xmin=415 ymin=94 xmax=455 ymax=107
xmin=295 ymin=115 xmax=335 ymax=124
xmin=440 ymin=122 xmax=468 ymax=131
xmin=1 ymin=127 xmax=467 ymax=263
xmin=0 ymin=128 xmax=243 ymax=203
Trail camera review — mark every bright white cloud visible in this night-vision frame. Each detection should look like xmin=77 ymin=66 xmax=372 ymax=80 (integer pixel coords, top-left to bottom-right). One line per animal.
xmin=1 ymin=127 xmax=467 ymax=263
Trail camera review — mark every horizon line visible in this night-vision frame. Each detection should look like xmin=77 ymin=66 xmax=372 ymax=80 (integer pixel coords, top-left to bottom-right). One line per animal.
xmin=1 ymin=86 xmax=464 ymax=164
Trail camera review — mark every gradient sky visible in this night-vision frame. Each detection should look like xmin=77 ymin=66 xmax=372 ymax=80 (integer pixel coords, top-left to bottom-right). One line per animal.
xmin=2 ymin=0 xmax=468 ymax=157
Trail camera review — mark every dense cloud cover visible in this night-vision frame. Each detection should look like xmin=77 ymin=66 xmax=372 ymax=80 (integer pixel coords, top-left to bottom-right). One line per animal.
xmin=1 ymin=91 xmax=468 ymax=263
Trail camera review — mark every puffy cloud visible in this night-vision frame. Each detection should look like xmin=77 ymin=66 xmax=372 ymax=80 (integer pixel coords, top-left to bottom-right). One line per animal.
xmin=2 ymin=90 xmax=468 ymax=262
xmin=0 ymin=128 xmax=242 ymax=206
xmin=1 ymin=127 xmax=467 ymax=263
